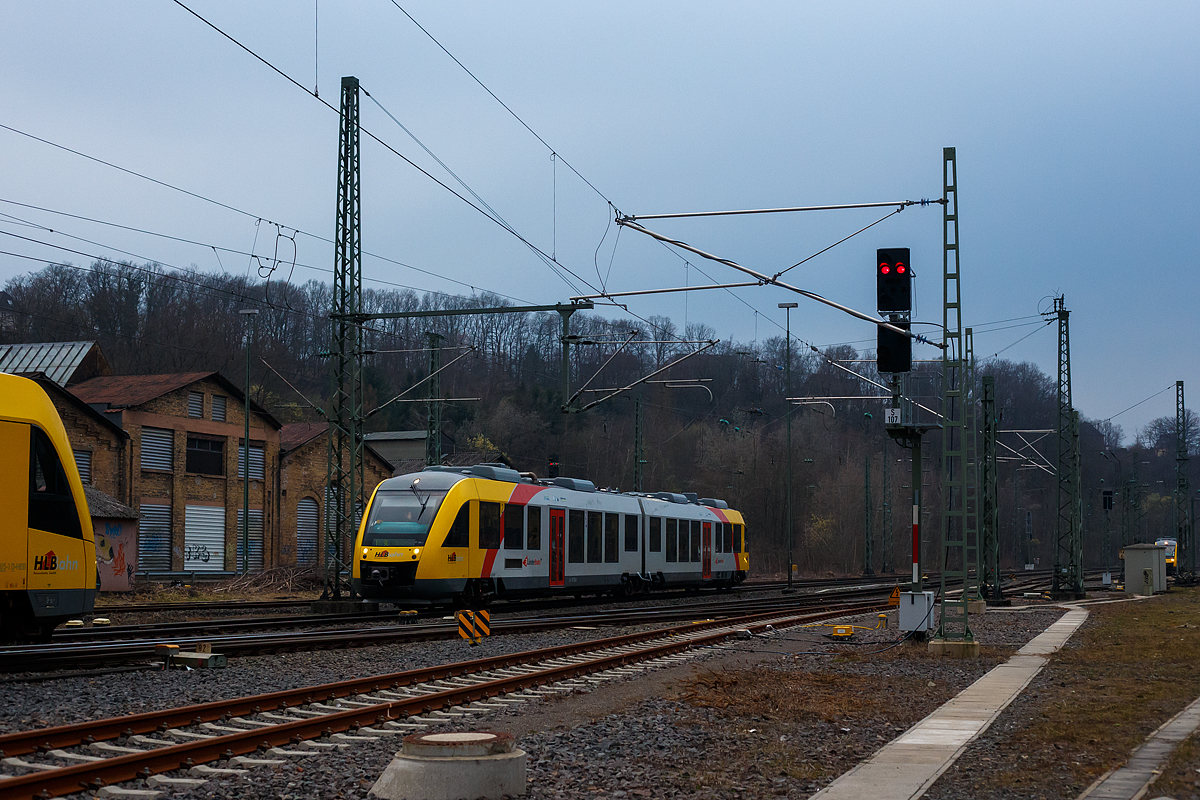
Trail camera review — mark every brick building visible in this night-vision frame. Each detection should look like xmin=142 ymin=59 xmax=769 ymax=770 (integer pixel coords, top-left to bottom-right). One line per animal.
xmin=70 ymin=372 xmax=282 ymax=574
xmin=279 ymin=423 xmax=393 ymax=569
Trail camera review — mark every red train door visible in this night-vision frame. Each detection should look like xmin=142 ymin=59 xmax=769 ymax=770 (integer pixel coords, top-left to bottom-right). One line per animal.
xmin=549 ymin=509 xmax=565 ymax=587
xmin=702 ymin=522 xmax=712 ymax=579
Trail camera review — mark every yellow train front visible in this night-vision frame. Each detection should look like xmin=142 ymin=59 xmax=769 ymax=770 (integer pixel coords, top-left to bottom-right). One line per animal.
xmin=0 ymin=373 xmax=97 ymax=641
xmin=1156 ymin=538 xmax=1178 ymax=575
xmin=353 ymin=464 xmax=748 ymax=605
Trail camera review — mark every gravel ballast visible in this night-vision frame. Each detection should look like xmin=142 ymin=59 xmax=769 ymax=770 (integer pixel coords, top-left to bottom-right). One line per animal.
xmin=0 ymin=602 xmax=1072 ymax=799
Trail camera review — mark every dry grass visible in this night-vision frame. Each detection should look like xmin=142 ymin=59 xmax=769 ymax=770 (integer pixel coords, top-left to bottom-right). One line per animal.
xmin=1147 ymin=727 xmax=1200 ymax=797
xmin=947 ymin=588 xmax=1200 ymax=794
xmin=94 ymin=566 xmax=323 ymax=606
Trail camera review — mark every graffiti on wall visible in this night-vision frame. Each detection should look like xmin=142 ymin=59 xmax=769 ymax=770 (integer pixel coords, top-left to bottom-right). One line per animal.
xmin=96 ymin=519 xmax=137 ymax=591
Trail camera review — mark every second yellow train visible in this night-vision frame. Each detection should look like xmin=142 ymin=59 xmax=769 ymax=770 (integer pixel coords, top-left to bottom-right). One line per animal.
xmin=352 ymin=463 xmax=748 ymax=605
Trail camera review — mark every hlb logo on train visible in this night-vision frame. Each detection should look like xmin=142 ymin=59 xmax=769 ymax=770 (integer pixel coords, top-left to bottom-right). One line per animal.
xmin=33 ymin=550 xmax=79 ymax=572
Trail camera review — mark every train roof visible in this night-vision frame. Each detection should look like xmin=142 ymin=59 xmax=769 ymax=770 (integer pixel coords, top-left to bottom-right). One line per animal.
xmin=377 ymin=463 xmax=734 ymax=511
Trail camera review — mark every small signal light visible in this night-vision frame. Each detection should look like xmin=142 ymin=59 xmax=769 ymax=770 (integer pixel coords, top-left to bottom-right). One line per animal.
xmin=880 ymin=263 xmax=891 ymax=275
xmin=896 ymin=263 xmax=906 ymax=274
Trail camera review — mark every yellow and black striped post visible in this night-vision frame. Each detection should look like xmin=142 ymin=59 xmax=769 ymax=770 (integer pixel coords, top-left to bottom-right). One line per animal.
xmin=457 ymin=610 xmax=476 ymax=644
xmin=474 ymin=610 xmax=490 ymax=643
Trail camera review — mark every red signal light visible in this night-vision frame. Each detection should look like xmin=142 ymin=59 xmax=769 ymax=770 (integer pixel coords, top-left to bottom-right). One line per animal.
xmin=880 ymin=263 xmax=891 ymax=275
xmin=896 ymin=263 xmax=906 ymax=274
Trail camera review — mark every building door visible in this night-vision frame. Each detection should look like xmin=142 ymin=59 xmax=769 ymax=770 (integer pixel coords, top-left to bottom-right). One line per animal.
xmin=702 ymin=522 xmax=712 ymax=579
xmin=549 ymin=508 xmax=565 ymax=587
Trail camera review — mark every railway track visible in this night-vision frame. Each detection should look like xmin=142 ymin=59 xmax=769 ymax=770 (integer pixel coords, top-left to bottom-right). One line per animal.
xmin=0 ymin=587 xmax=894 ymax=673
xmin=0 ymin=600 xmax=887 ymax=800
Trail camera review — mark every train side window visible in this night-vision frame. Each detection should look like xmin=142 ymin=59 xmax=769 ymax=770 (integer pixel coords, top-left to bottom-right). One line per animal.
xmin=526 ymin=506 xmax=541 ymax=550
xmin=691 ymin=520 xmax=701 ymax=562
xmin=604 ymin=513 xmax=619 ymax=563
xmin=649 ymin=517 xmax=662 ymax=552
xmin=724 ymin=523 xmax=734 ymax=552
xmin=714 ymin=523 xmax=723 ymax=554
xmin=586 ymin=511 xmax=603 ymax=563
xmin=503 ymin=504 xmax=523 ymax=550
xmin=442 ymin=503 xmax=470 ymax=548
xmin=29 ymin=426 xmax=83 ymax=540
xmin=665 ymin=519 xmax=677 ymax=562
xmin=624 ymin=514 xmax=639 ymax=552
xmin=479 ymin=502 xmax=502 ymax=549
xmin=678 ymin=521 xmax=690 ymax=563
xmin=569 ymin=509 xmax=585 ymax=562
xmin=734 ymin=524 xmax=744 ymax=552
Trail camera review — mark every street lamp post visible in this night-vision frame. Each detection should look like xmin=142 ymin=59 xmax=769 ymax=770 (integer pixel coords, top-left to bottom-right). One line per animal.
xmin=238 ymin=307 xmax=259 ymax=576
xmin=779 ymin=302 xmax=798 ymax=589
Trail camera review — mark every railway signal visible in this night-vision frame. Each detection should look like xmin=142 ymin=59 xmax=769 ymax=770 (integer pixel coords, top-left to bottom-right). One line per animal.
xmin=876 ymin=248 xmax=913 ymax=374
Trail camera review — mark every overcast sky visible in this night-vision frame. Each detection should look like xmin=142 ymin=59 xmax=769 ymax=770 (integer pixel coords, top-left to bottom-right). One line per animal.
xmin=2 ymin=2 xmax=1196 ymax=442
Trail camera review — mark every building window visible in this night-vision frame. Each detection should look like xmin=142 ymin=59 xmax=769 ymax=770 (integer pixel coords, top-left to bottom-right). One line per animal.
xmin=72 ymin=449 xmax=92 ymax=485
xmin=212 ymin=395 xmax=227 ymax=422
xmin=140 ymin=427 xmax=174 ymax=471
xmin=186 ymin=436 xmax=224 ymax=476
xmin=237 ymin=442 xmax=265 ymax=480
xmin=188 ymin=392 xmax=203 ymax=418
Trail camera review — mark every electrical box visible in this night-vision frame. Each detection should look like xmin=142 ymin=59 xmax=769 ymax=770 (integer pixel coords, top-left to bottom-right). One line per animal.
xmin=898 ymin=591 xmax=936 ymax=634
xmin=1123 ymin=544 xmax=1167 ymax=596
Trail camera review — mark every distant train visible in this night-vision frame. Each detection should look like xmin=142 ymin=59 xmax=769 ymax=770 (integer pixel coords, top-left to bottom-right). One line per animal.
xmin=352 ymin=463 xmax=748 ymax=605
xmin=1156 ymin=538 xmax=1178 ymax=575
xmin=0 ymin=373 xmax=97 ymax=641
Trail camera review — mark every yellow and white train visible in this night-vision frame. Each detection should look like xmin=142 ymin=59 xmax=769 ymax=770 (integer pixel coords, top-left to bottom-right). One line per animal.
xmin=353 ymin=464 xmax=748 ymax=605
xmin=0 ymin=374 xmax=97 ymax=641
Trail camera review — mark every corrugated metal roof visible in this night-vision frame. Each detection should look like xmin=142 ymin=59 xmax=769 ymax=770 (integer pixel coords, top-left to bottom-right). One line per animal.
xmin=0 ymin=341 xmax=98 ymax=386
xmin=364 ymin=430 xmax=428 ymax=442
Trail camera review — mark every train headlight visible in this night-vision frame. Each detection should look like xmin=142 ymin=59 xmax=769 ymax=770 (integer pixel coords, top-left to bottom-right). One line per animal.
xmin=362 ymin=547 xmax=369 ymax=557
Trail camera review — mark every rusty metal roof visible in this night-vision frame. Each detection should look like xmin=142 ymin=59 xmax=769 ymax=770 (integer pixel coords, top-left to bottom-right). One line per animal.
xmin=281 ymin=422 xmax=327 ymax=453
xmin=0 ymin=341 xmax=106 ymax=386
xmin=70 ymin=372 xmax=216 ymax=408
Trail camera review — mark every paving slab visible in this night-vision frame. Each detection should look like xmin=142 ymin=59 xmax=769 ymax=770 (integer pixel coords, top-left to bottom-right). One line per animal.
xmin=810 ymin=606 xmax=1089 ymax=800
xmin=1077 ymin=693 xmax=1200 ymax=800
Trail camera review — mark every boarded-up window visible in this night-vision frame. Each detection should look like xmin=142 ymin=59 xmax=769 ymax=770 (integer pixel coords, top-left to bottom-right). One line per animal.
xmin=236 ymin=508 xmax=264 ymax=572
xmin=184 ymin=505 xmax=224 ymax=571
xmin=237 ymin=442 xmax=265 ymax=480
xmin=211 ymin=395 xmax=227 ymax=422
xmin=188 ymin=392 xmax=203 ymax=418
xmin=72 ymin=449 xmax=92 ymax=484
xmin=140 ymin=427 xmax=173 ymax=471
xmin=296 ymin=497 xmax=319 ymax=566
xmin=138 ymin=503 xmax=171 ymax=572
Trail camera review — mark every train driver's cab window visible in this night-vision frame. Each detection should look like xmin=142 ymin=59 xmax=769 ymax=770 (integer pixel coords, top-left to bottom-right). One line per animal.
xmin=526 ymin=506 xmax=542 ymax=550
xmin=29 ymin=426 xmax=82 ymax=539
xmin=362 ymin=489 xmax=446 ymax=547
xmin=504 ymin=504 xmax=523 ymax=550
xmin=734 ymin=524 xmax=744 ymax=552
xmin=442 ymin=503 xmax=470 ymax=548
xmin=479 ymin=502 xmax=502 ymax=549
